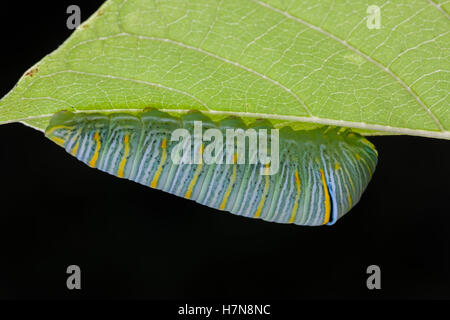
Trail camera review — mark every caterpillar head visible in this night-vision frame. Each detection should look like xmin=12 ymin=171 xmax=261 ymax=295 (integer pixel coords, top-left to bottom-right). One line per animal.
xmin=45 ymin=111 xmax=82 ymax=147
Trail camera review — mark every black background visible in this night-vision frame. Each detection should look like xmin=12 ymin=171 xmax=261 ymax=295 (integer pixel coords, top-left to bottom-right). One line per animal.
xmin=0 ymin=1 xmax=449 ymax=301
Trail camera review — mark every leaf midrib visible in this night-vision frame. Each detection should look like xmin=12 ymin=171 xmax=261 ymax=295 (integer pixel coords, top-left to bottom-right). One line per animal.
xmin=9 ymin=107 xmax=450 ymax=140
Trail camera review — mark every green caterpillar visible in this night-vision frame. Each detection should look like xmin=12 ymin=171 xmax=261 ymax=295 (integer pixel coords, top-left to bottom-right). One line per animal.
xmin=45 ymin=109 xmax=378 ymax=226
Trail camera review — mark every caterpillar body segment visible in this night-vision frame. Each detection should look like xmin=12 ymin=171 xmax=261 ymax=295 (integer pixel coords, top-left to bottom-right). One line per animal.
xmin=46 ymin=110 xmax=378 ymax=226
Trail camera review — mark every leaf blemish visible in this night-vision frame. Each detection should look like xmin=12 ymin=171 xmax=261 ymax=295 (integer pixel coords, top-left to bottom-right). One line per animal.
xmin=344 ymin=53 xmax=365 ymax=66
xmin=25 ymin=67 xmax=38 ymax=77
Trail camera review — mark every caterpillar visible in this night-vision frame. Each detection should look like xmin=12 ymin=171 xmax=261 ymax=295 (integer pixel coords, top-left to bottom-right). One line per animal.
xmin=45 ymin=109 xmax=378 ymax=226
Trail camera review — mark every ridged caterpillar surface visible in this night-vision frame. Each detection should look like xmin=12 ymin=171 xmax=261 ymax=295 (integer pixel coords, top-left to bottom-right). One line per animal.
xmin=45 ymin=109 xmax=378 ymax=226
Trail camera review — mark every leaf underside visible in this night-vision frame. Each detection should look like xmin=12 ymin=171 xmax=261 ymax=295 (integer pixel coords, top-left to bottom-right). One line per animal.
xmin=0 ymin=0 xmax=449 ymax=140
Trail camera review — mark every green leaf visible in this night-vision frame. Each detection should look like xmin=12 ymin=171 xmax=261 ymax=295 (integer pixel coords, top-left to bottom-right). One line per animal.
xmin=1 ymin=0 xmax=449 ymax=139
